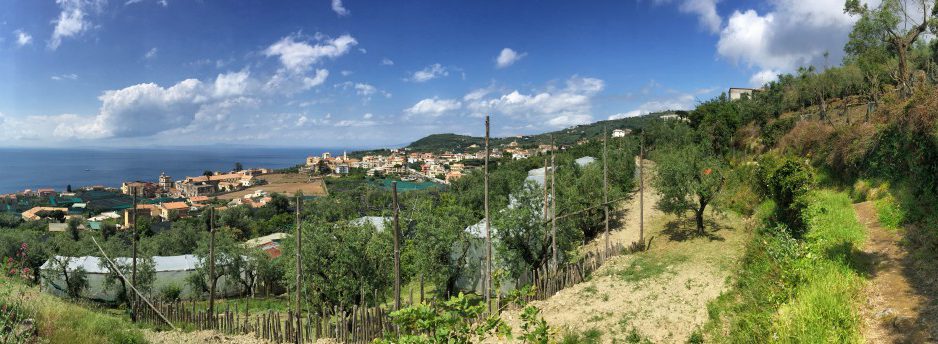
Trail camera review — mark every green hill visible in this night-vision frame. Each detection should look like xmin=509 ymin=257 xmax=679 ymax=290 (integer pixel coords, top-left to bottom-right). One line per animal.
xmin=405 ymin=111 xmax=679 ymax=152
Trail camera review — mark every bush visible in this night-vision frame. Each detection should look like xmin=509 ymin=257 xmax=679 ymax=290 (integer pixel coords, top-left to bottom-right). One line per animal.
xmin=756 ymin=155 xmax=815 ymax=238
xmin=160 ymin=283 xmax=182 ymax=301
xmin=874 ymin=195 xmax=906 ymax=229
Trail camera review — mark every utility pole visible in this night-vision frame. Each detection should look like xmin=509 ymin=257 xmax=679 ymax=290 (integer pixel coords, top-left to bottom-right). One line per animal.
xmin=295 ymin=195 xmax=302 ymax=344
xmin=392 ymin=182 xmax=401 ymax=311
xmin=550 ymin=136 xmax=557 ymax=269
xmin=603 ymin=127 xmax=609 ymax=258
xmin=639 ymin=133 xmax=645 ymax=247
xmin=131 ymin=187 xmax=138 ymax=322
xmin=208 ymin=206 xmax=216 ymax=326
xmin=484 ymin=116 xmax=492 ymax=313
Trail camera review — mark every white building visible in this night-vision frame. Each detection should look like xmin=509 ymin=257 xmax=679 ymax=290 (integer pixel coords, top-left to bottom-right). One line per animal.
xmin=41 ymin=255 xmax=244 ymax=302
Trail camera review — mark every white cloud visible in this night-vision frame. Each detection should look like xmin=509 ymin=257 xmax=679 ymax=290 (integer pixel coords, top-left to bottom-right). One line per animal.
xmin=14 ymin=30 xmax=32 ymax=46
xmin=49 ymin=0 xmax=104 ymax=50
xmin=213 ymin=70 xmax=251 ymax=98
xmin=51 ymin=73 xmax=79 ymax=81
xmin=331 ymin=0 xmax=350 ymax=16
xmin=654 ymin=0 xmax=722 ymax=33
xmin=363 ymin=113 xmax=373 ymax=119
xmin=340 ymin=70 xmax=353 ymax=76
xmin=466 ymin=76 xmax=604 ymax=128
xmin=717 ymin=1 xmax=860 ymax=82
xmin=263 ymin=33 xmax=354 ymax=94
xmin=608 ymin=85 xmax=714 ymax=119
xmin=407 ymin=63 xmax=448 ymax=82
xmin=495 ymin=48 xmax=526 ymax=68
xmin=405 ymin=98 xmax=462 ymax=118
xmin=264 ymin=33 xmax=357 ymax=73
xmin=144 ymin=47 xmax=158 ymax=59
xmin=380 ymin=58 xmax=394 ymax=66
xmin=749 ymin=69 xmax=779 ymax=87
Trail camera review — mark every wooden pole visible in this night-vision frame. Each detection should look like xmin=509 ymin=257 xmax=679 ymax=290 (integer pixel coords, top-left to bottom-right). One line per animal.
xmin=208 ymin=206 xmax=216 ymax=326
xmin=90 ymin=235 xmax=175 ymax=330
xmin=484 ymin=115 xmax=492 ymax=313
xmin=639 ymin=133 xmax=645 ymax=247
xmin=543 ymin=154 xmax=549 ymax=221
xmin=603 ymin=127 xmax=609 ymax=258
xmin=131 ymin=187 xmax=138 ymax=322
xmin=392 ymin=182 xmax=401 ymax=311
xmin=295 ymin=195 xmax=302 ymax=344
xmin=550 ymin=136 xmax=557 ymax=269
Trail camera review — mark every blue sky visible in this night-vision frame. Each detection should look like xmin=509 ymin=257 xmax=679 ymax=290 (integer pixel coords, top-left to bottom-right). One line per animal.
xmin=0 ymin=0 xmax=861 ymax=148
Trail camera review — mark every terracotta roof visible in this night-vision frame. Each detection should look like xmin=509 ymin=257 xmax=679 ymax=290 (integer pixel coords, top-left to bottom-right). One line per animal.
xmin=188 ymin=196 xmax=210 ymax=202
xmin=160 ymin=202 xmax=189 ymax=210
xmin=21 ymin=207 xmax=69 ymax=220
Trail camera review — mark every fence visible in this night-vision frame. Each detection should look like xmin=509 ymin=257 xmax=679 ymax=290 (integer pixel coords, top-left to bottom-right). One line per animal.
xmin=137 ymin=299 xmax=395 ymax=343
xmin=138 ymin=242 xmax=626 ymax=343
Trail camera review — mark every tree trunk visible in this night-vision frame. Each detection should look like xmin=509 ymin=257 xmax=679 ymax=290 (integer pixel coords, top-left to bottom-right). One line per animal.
xmin=897 ymin=40 xmax=910 ymax=97
xmin=695 ymin=209 xmax=705 ymax=235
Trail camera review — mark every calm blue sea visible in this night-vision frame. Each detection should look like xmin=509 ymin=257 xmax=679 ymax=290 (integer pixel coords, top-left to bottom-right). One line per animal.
xmin=0 ymin=147 xmax=352 ymax=194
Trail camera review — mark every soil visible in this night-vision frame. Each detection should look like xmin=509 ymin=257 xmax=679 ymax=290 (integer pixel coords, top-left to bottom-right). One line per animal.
xmin=216 ymin=173 xmax=328 ymax=200
xmin=854 ymin=201 xmax=935 ymax=343
xmin=142 ymin=329 xmax=271 ymax=344
xmin=494 ymin=159 xmax=750 ymax=343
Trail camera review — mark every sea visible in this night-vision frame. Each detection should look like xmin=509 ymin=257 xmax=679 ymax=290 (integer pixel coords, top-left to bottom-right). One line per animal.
xmin=0 ymin=147 xmax=356 ymax=194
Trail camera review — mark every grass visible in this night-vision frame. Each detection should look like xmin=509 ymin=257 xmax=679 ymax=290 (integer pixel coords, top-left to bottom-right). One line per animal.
xmin=560 ymin=327 xmax=603 ymax=344
xmin=0 ymin=275 xmax=147 ymax=344
xmin=874 ymin=195 xmax=906 ymax=230
xmin=607 ymin=253 xmax=688 ymax=283
xmin=703 ymin=191 xmax=867 ymax=343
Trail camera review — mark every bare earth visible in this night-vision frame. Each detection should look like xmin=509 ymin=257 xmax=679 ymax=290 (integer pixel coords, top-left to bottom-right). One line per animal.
xmin=854 ymin=202 xmax=935 ymax=343
xmin=142 ymin=329 xmax=270 ymax=344
xmin=495 ymin=160 xmax=750 ymax=343
xmin=216 ymin=173 xmax=328 ymax=200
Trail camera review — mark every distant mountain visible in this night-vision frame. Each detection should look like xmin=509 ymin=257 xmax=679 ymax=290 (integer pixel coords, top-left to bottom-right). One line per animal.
xmin=405 ymin=111 xmax=680 ymax=152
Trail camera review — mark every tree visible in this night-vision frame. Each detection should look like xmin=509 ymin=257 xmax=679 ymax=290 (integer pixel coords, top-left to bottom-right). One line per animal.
xmin=188 ymin=228 xmax=244 ymax=296
xmin=492 ymin=182 xmax=561 ymax=277
xmin=102 ymin=256 xmax=156 ymax=304
xmin=281 ymin=220 xmax=393 ymax=308
xmin=403 ymin=194 xmax=476 ymax=296
xmin=234 ymin=162 xmax=244 ymax=172
xmin=67 ymin=217 xmax=82 ymax=241
xmin=203 ymin=170 xmax=213 ymax=177
xmin=652 ymin=144 xmax=725 ymax=235
xmin=845 ymin=0 xmax=938 ymax=96
xmin=756 ymin=155 xmax=815 ymax=238
xmin=66 ymin=184 xmax=72 ymax=193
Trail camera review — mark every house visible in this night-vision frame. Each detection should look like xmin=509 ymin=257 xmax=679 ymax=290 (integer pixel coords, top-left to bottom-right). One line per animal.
xmin=120 ymin=182 xmax=157 ymax=198
xmin=612 ymin=129 xmax=630 ymax=138
xmin=40 ymin=255 xmax=243 ymax=302
xmin=445 ymin=171 xmax=463 ymax=184
xmin=123 ymin=204 xmax=159 ymax=228
xmin=244 ymin=232 xmax=289 ymax=259
xmin=37 ymin=189 xmax=56 ymax=197
xmin=158 ymin=172 xmax=174 ymax=190
xmin=21 ymin=207 xmax=69 ymax=221
xmin=335 ymin=164 xmax=350 ymax=174
xmin=88 ymin=211 xmax=121 ymax=222
xmin=158 ymin=202 xmax=190 ymax=220
xmin=728 ymin=87 xmax=762 ymax=101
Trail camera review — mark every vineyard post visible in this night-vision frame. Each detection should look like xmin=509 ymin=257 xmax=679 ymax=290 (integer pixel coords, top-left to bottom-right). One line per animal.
xmin=131 ymin=187 xmax=138 ymax=322
xmin=392 ymin=181 xmax=401 ymax=310
xmin=550 ymin=136 xmax=557 ymax=269
xmin=208 ymin=206 xmax=216 ymax=327
xmin=295 ymin=194 xmax=302 ymax=344
xmin=603 ymin=126 xmax=609 ymax=257
xmin=484 ymin=115 xmax=492 ymax=313
xmin=640 ymin=133 xmax=645 ymax=247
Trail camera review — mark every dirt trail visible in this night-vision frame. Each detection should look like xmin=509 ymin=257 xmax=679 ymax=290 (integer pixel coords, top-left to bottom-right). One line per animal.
xmin=854 ymin=202 xmax=935 ymax=343
xmin=495 ymin=159 xmax=749 ymax=343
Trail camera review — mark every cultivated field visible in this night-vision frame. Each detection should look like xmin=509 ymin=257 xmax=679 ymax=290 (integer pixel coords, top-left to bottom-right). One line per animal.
xmin=216 ymin=173 xmax=328 ymax=200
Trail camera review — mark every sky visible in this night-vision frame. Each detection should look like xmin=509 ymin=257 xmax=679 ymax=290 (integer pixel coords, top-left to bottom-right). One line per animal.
xmin=0 ymin=0 xmax=866 ymax=148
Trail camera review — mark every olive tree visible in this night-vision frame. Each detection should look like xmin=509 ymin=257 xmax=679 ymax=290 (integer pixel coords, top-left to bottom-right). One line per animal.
xmin=652 ymin=144 xmax=725 ymax=235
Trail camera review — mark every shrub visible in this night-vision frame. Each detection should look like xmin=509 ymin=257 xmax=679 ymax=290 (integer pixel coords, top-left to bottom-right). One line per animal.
xmin=159 ymin=283 xmax=182 ymax=301
xmin=874 ymin=195 xmax=906 ymax=229
xmin=756 ymin=155 xmax=815 ymax=238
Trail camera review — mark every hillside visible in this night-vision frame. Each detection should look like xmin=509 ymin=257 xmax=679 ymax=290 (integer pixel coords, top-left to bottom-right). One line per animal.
xmin=405 ymin=111 xmax=678 ymax=152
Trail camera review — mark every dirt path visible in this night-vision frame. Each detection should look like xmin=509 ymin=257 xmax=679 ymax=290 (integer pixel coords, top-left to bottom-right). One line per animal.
xmin=854 ymin=202 xmax=934 ymax=343
xmin=496 ymin=160 xmax=749 ymax=343
xmin=580 ymin=158 xmax=659 ymax=256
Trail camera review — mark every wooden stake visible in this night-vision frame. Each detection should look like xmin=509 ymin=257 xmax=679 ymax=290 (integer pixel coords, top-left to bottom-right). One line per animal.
xmin=131 ymin=187 xmax=138 ymax=322
xmin=484 ymin=115 xmax=492 ymax=313
xmin=639 ymin=133 xmax=645 ymax=247
xmin=550 ymin=136 xmax=557 ymax=269
xmin=295 ymin=195 xmax=303 ymax=344
xmin=208 ymin=206 xmax=216 ymax=326
xmin=90 ymin=235 xmax=175 ymax=330
xmin=392 ymin=182 xmax=401 ymax=311
xmin=603 ymin=126 xmax=609 ymax=258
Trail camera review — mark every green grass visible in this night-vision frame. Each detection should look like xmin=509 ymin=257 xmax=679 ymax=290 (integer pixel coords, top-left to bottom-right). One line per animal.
xmin=0 ymin=275 xmax=147 ymax=344
xmin=560 ymin=328 xmax=603 ymax=344
xmin=874 ymin=195 xmax=906 ymax=230
xmin=607 ymin=254 xmax=688 ymax=283
xmin=703 ymin=191 xmax=867 ymax=343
